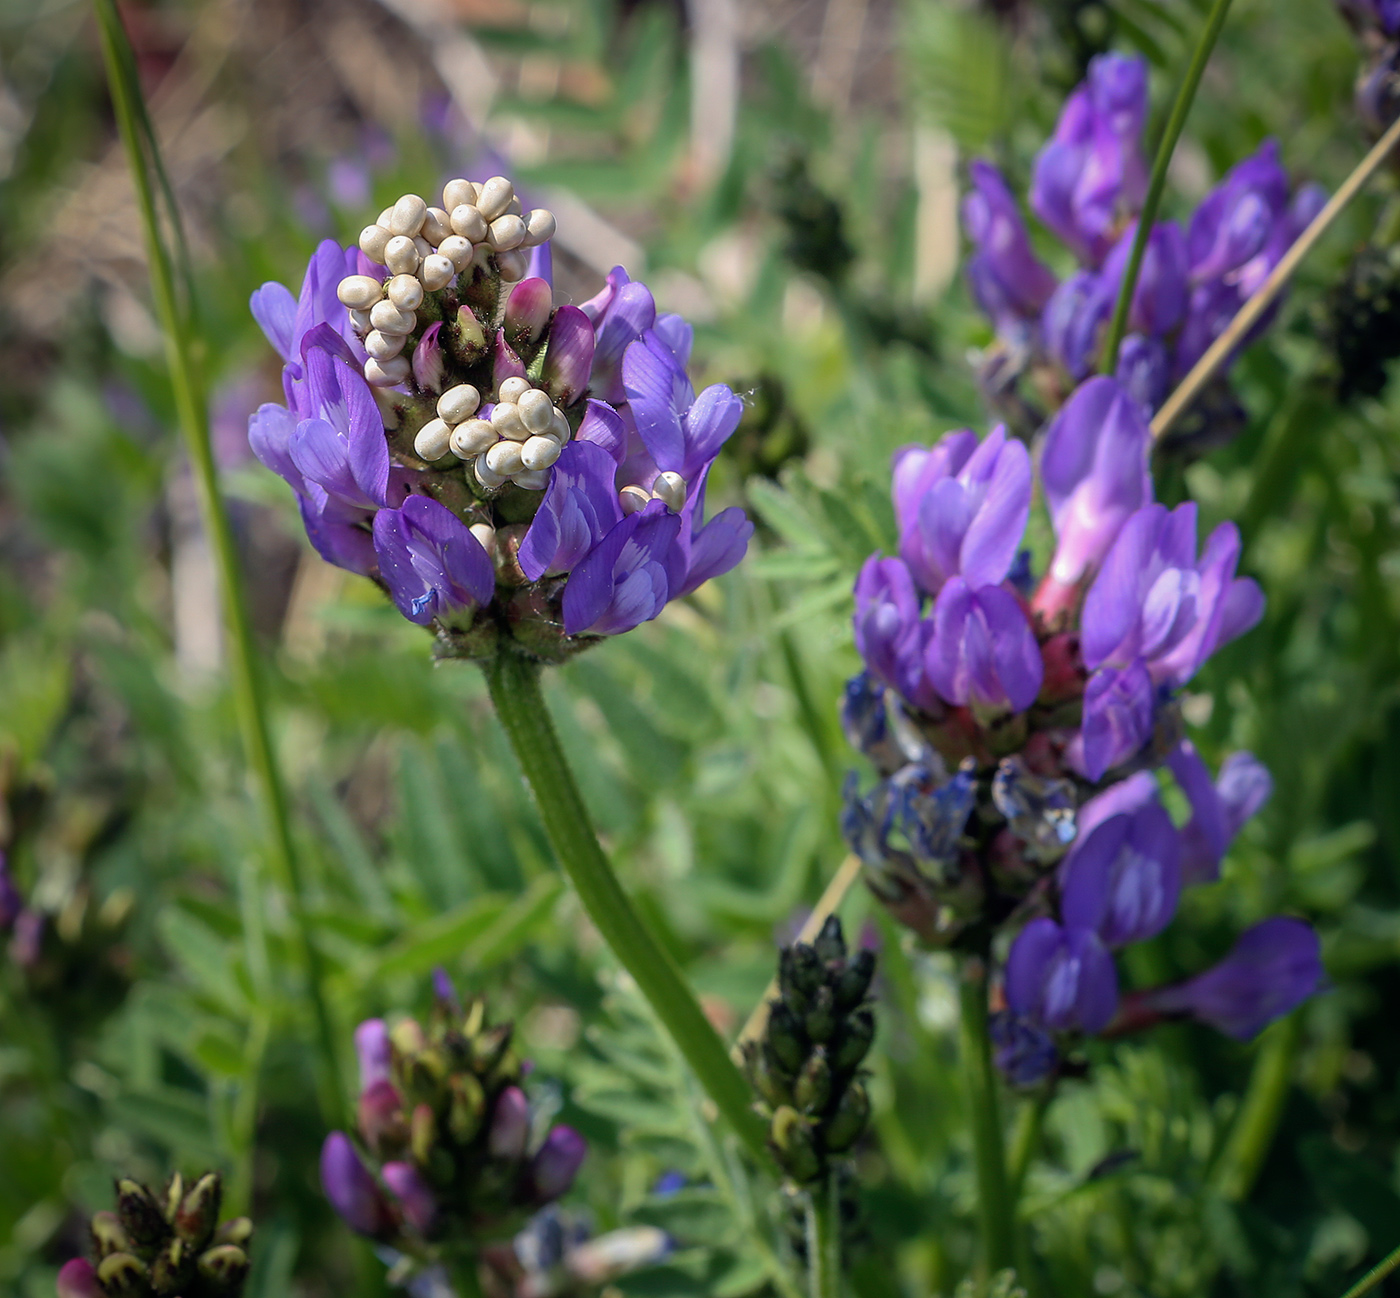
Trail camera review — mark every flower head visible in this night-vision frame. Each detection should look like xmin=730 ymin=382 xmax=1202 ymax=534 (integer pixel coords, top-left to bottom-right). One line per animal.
xmin=1006 ymin=918 xmax=1119 ymax=1034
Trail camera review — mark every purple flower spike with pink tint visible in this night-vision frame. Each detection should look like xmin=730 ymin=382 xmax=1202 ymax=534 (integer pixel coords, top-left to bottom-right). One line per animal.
xmin=321 ymin=1132 xmax=393 ymax=1237
xmin=543 ymin=306 xmax=596 ymax=406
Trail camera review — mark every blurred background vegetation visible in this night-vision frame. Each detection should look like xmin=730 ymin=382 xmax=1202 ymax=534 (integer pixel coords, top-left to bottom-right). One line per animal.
xmin=2 ymin=0 xmax=1400 ymax=1294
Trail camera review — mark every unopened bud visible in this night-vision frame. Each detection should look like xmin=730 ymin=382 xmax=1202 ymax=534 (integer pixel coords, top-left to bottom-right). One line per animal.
xmin=455 ymin=306 xmax=487 ymax=358
xmin=150 ymin=1236 xmax=191 ymax=1291
xmin=115 ymin=1179 xmax=166 ymax=1247
xmin=412 ymin=322 xmax=446 ymax=394
xmin=813 ymin=915 xmax=847 ymax=964
xmin=794 ymin=1047 xmax=833 ymax=1115
xmin=472 ymin=1022 xmax=513 ymax=1073
xmin=804 ymin=985 xmax=838 ymax=1044
xmin=745 ymin=1042 xmax=794 ymax=1109
xmin=769 ymin=1106 xmax=821 ymax=1183
xmin=358 ymin=1078 xmax=406 ymax=1154
xmin=779 ymin=945 xmax=825 ymax=1013
xmin=96 ymin=1252 xmax=148 ymax=1296
xmin=833 ymin=949 xmax=876 ymax=1012
xmin=382 ymin=1161 xmax=438 ymax=1234
xmin=410 ymin=1102 xmax=437 ymax=1166
xmin=174 ymin=1171 xmax=222 ymax=1247
xmin=390 ymin=1017 xmax=426 ymax=1058
xmin=765 ymin=1003 xmax=807 ymax=1075
xmin=90 ymin=1210 xmax=130 ymax=1257
xmin=448 ymin=1071 xmax=486 ymax=1143
xmin=212 ymin=1216 xmax=254 ymax=1248
xmin=531 ymin=1124 xmax=588 ymax=1201
xmin=504 ymin=277 xmax=553 ymax=348
xmin=56 ymin=1259 xmax=100 ymax=1298
xmin=823 ymin=1081 xmax=870 ymax=1152
xmin=488 ymin=1085 xmax=531 ymax=1160
xmin=197 ymin=1243 xmax=251 ymax=1292
xmin=831 ymin=1004 xmax=875 ymax=1071
xmin=162 ymin=1172 xmax=184 ymax=1223
xmin=541 ymin=307 xmax=594 ymax=407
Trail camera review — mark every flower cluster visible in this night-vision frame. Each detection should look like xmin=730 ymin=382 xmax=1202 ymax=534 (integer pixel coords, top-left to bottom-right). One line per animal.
xmin=320 ymin=979 xmax=586 ymax=1289
xmin=742 ymin=917 xmax=876 ymax=1185
xmin=841 ymin=376 xmax=1323 ymax=1083
xmin=966 ymin=53 xmax=1325 ymax=444
xmin=56 ymin=1173 xmax=251 ymax=1298
xmin=249 ymin=179 xmax=752 ymax=661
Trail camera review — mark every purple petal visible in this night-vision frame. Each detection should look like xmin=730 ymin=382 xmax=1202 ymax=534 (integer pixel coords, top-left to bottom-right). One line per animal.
xmin=543 ymin=306 xmax=596 ymax=406
xmin=675 ymin=505 xmax=753 ymax=598
xmin=489 ymin=1086 xmax=531 ymax=1160
xmin=354 ymin=1019 xmax=391 ymax=1090
xmin=382 ymin=1161 xmax=437 ymax=1233
xmin=250 ymin=282 xmax=297 ymax=360
xmin=320 ymin=1132 xmax=391 ymax=1237
xmin=504 ymin=278 xmax=554 ymax=347
xmin=575 ymin=398 xmax=628 ymax=465
xmin=532 ymin=1125 xmax=588 ymax=1201
xmin=590 ymin=280 xmax=658 ymax=403
xmin=622 ymin=331 xmax=691 ymax=472
xmin=248 ymin=402 xmax=306 ymax=494
xmin=1079 ymin=658 xmax=1155 ymax=780
xmin=1217 ymin=752 xmax=1273 ymax=839
xmin=975 ymin=584 xmax=1044 ymax=711
xmin=520 ymin=440 xmax=624 ymax=581
xmin=57 ymin=1261 xmax=100 ymax=1298
xmin=680 ymin=383 xmax=743 ymax=480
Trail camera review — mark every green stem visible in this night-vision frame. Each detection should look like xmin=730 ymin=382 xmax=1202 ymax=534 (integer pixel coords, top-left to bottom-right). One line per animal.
xmin=1099 ymin=0 xmax=1236 ymax=373
xmin=93 ymin=0 xmax=343 ymax=1121
xmin=483 ymin=652 xmax=769 ymax=1165
xmin=1338 ymin=1242 xmax=1400 ymax=1298
xmin=1211 ymin=1010 xmax=1301 ymax=1201
xmin=958 ymin=957 xmax=1016 ymax=1275
xmin=1007 ymin=1090 xmax=1050 ymax=1207
xmin=805 ymin=1177 xmax=843 ymax=1298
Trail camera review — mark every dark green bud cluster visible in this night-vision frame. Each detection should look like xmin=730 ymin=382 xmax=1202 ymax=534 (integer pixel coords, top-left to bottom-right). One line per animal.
xmin=742 ymin=917 xmax=876 ymax=1184
xmin=83 ymin=1173 xmax=250 ymax=1297
xmin=1320 ymin=245 xmax=1400 ymax=402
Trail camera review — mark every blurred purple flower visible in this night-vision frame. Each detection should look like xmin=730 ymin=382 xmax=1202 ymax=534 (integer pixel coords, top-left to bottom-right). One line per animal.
xmin=1006 ymin=917 xmax=1119 ymax=1033
xmin=1144 ymin=917 xmax=1322 ymax=1038
xmin=1187 ymin=141 xmax=1289 ymax=284
xmin=489 ymin=1086 xmax=532 ymax=1160
xmin=853 ymin=556 xmax=936 ymax=711
xmin=382 ymin=1161 xmax=438 ymax=1234
xmin=1077 ymin=658 xmax=1156 ymax=781
xmin=57 ymin=1260 xmax=100 ymax=1298
xmin=1115 ymin=334 xmax=1171 ymax=412
xmin=990 ymin=1011 xmax=1060 ymax=1085
xmin=321 ymin=1132 xmax=393 ymax=1237
xmin=1059 ymin=773 xmax=1182 ymax=946
xmin=531 ymin=1126 xmax=588 ymax=1201
xmin=1031 ymin=53 xmax=1149 ymax=265
xmin=894 ymin=425 xmax=1032 ymax=596
xmin=963 ymin=161 xmax=1059 ymax=335
xmin=355 ymin=1018 xmax=392 ymax=1090
xmin=1167 ymin=741 xmax=1272 ymax=883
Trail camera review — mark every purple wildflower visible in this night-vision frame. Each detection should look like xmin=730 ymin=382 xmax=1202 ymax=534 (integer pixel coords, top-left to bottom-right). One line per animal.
xmin=321 ymin=1132 xmax=393 ymax=1237
xmin=963 ymin=162 xmax=1059 ymax=335
xmin=924 ymin=578 xmax=1043 ymax=714
xmin=561 ymin=500 xmax=683 ymax=637
xmin=1076 ymin=658 xmax=1156 ymax=781
xmin=1030 ymin=53 xmax=1149 ymax=265
xmin=1005 ymin=917 xmax=1119 ymax=1034
xmin=1144 ymin=917 xmax=1323 ymax=1038
xmin=382 ymin=1161 xmax=438 ymax=1234
xmin=531 ymin=1126 xmax=589 ymax=1201
xmin=372 ymin=495 xmax=495 ymax=627
xmin=990 ymin=1012 xmax=1060 ymax=1086
xmin=1187 ymin=141 xmax=1289 ymax=284
xmin=893 ymin=425 xmax=1032 ymax=596
xmin=853 ymin=556 xmax=936 ymax=711
xmin=489 ymin=1086 xmax=532 ymax=1160
xmin=354 ymin=1018 xmax=392 ymax=1090
xmin=1167 ymin=741 xmax=1272 ymax=883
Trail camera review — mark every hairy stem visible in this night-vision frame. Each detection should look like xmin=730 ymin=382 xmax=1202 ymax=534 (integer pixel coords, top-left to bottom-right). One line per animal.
xmin=958 ymin=957 xmax=1016 ymax=1275
xmin=483 ymin=652 xmax=769 ymax=1164
xmin=1338 ymin=1242 xmax=1400 ymax=1298
xmin=93 ymin=0 xmax=343 ymax=1121
xmin=1099 ymin=0 xmax=1236 ymax=373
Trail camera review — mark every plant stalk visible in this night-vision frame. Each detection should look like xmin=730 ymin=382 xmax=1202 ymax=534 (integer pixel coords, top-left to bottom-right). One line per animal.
xmin=805 ymin=1176 xmax=843 ymax=1298
xmin=1099 ymin=0 xmax=1236 ymax=373
xmin=1338 ymin=1241 xmax=1400 ymax=1298
xmin=1007 ymin=1090 xmax=1051 ymax=1207
xmin=93 ymin=0 xmax=343 ymax=1121
xmin=1211 ymin=1010 xmax=1301 ymax=1201
xmin=958 ymin=956 xmax=1016 ymax=1275
xmin=482 ymin=651 xmax=769 ymax=1164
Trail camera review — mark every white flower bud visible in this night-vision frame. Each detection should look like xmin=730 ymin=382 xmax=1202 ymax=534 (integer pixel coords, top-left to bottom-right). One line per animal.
xmin=336 ymin=275 xmax=383 ymax=310
xmin=620 ymin=485 xmax=651 ymax=515
xmin=388 ymin=193 xmax=427 ymax=237
xmin=422 ymin=206 xmax=452 ymax=245
xmin=370 ymin=299 xmax=416 ymax=334
xmin=652 ymin=471 xmax=687 ymax=512
xmin=517 ymin=387 xmax=555 ymax=433
xmin=443 ymin=178 xmax=477 ymax=211
xmin=520 ymin=435 xmax=562 ymax=471
xmin=469 ymin=522 xmax=497 ymax=557
xmin=522 ymin=209 xmax=557 ymax=247
xmin=487 ymin=214 xmax=527 ymax=251
xmin=359 ymin=224 xmax=392 ymax=261
xmin=485 ymin=440 xmax=526 ymax=475
xmin=474 ymin=456 xmax=508 ymax=490
xmin=413 ymin=235 xmax=433 ymax=261
xmin=384 ymin=236 xmax=419 ymax=276
xmin=496 ymin=250 xmax=529 ymax=282
xmin=512 ymin=468 xmax=550 ymax=491
xmin=438 ymin=235 xmax=474 ymax=271
xmin=476 ymin=175 xmax=514 ymax=222
xmin=549 ymin=409 xmax=572 ymax=444
xmin=349 ymin=308 xmax=372 ymax=334
xmin=377 ymin=206 xmax=394 ymax=227
xmin=387 ymin=274 xmax=425 ymax=311
xmin=498 ymin=376 xmax=532 ymax=404
xmin=364 ymin=355 xmax=410 ymax=386
xmin=437 ymin=384 xmax=481 ymax=425
xmin=415 ymin=418 xmax=453 ymax=461
xmin=450 ymin=204 xmax=488 ymax=242
xmin=450 ymin=419 xmax=498 ymax=459
xmin=490 ymin=401 xmax=529 ymax=440
xmin=365 ymin=329 xmax=407 ymax=361
xmin=420 ymin=254 xmax=456 ymax=292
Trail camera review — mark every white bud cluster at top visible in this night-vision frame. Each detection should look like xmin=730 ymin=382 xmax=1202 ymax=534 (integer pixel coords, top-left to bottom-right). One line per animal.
xmin=335 ymin=176 xmax=556 ymax=388
xmin=414 ymin=377 xmax=572 ymax=493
